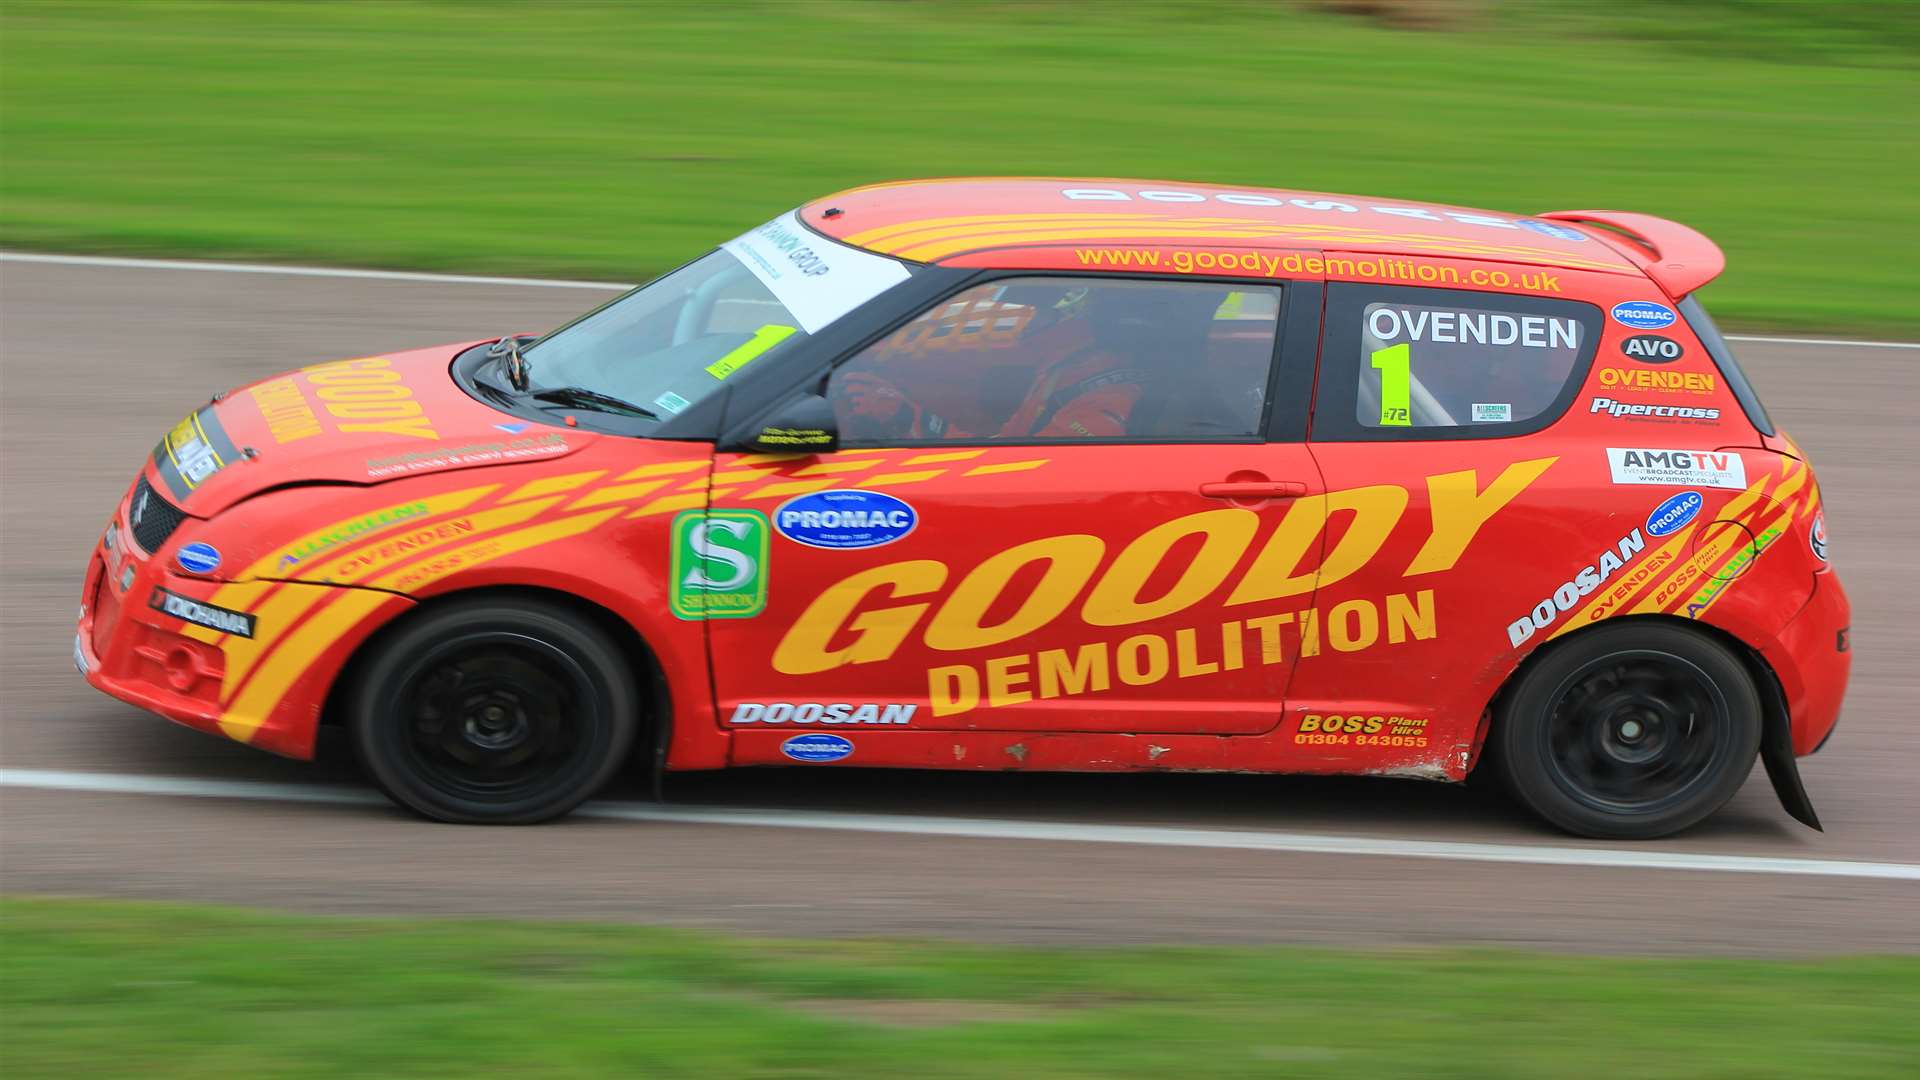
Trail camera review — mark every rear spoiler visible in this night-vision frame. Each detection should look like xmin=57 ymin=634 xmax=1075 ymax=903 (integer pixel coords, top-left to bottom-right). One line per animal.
xmin=1538 ymin=210 xmax=1725 ymax=298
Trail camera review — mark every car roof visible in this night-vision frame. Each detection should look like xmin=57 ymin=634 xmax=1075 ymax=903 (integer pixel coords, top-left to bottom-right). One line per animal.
xmin=800 ymin=178 xmax=1724 ymax=292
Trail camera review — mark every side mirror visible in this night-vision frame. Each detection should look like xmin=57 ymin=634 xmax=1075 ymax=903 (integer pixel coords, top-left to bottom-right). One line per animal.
xmin=736 ymin=392 xmax=840 ymax=454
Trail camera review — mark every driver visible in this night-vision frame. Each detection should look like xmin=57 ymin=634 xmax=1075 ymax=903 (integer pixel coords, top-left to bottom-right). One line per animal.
xmin=840 ymin=284 xmax=1217 ymax=440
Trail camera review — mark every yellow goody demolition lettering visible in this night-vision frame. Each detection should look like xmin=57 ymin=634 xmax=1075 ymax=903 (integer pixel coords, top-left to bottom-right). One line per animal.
xmin=927 ymin=590 xmax=1437 ymax=716
xmin=247 ymin=377 xmax=324 ymax=443
xmin=773 ymin=458 xmax=1556 ymax=713
xmin=300 ymin=356 xmax=439 ymax=440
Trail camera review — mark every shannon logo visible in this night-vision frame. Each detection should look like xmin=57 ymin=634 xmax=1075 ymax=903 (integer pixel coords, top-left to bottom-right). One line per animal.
xmin=669 ymin=509 xmax=768 ymax=620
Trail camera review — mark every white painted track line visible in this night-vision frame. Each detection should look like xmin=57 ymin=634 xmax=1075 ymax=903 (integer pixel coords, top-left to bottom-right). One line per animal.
xmin=6 ymin=768 xmax=1919 ymax=881
xmin=0 ymin=251 xmax=630 ymax=291
xmin=3 ymin=250 xmax=1914 ymax=350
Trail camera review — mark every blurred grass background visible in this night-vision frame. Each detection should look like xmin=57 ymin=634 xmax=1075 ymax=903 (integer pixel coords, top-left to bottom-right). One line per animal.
xmin=1 ymin=1 xmax=1916 ymax=334
xmin=5 ymin=897 xmax=1919 ymax=1078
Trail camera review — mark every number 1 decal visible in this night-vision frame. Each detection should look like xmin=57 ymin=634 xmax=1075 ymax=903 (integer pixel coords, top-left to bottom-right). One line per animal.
xmin=1371 ymin=343 xmax=1412 ymax=426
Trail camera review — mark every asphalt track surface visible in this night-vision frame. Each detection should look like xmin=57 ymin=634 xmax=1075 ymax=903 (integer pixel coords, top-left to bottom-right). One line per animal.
xmin=3 ymin=255 xmax=1917 ymax=953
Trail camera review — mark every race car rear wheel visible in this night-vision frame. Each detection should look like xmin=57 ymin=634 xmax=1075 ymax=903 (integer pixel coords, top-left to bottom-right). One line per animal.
xmin=1492 ymin=622 xmax=1761 ymax=840
xmin=350 ymin=597 xmax=637 ymax=824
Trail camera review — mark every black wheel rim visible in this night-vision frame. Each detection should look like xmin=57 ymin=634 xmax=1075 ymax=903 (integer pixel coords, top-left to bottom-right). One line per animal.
xmin=389 ymin=629 xmax=601 ymax=805
xmin=1540 ymin=649 xmax=1733 ymax=817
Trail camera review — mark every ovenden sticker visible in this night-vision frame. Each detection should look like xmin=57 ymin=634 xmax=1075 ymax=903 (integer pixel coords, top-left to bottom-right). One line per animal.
xmin=722 ymin=211 xmax=911 ymax=334
xmin=1606 ymin=447 xmax=1746 ymax=490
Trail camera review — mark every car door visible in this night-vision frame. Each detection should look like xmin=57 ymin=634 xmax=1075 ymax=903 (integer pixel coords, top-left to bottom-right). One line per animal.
xmin=701 ymin=272 xmax=1325 ymax=739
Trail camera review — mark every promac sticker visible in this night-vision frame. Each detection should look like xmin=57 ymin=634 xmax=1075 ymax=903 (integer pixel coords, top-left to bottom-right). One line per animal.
xmin=175 ymin=542 xmax=222 ymax=575
xmin=669 ymin=509 xmax=769 ymax=619
xmin=780 ymin=733 xmax=854 ymax=763
xmin=1610 ymin=301 xmax=1677 ymax=330
xmin=774 ymin=490 xmax=916 ymax=550
xmin=1645 ymin=491 xmax=1704 ymax=538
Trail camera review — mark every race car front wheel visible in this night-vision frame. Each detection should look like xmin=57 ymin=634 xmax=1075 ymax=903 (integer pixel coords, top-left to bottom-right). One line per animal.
xmin=350 ymin=597 xmax=638 ymax=824
xmin=1491 ymin=622 xmax=1761 ymax=840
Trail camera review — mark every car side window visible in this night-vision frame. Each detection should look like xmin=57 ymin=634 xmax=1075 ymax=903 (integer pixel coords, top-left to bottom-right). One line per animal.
xmin=1312 ymin=284 xmax=1601 ymax=441
xmin=828 ymin=277 xmax=1282 ymax=445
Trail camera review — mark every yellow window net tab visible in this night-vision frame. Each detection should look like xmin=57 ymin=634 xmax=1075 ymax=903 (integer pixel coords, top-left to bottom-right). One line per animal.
xmin=706 ymin=324 xmax=798 ymax=380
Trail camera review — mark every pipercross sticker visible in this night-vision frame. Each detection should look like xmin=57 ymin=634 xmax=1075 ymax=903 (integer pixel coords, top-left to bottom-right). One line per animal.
xmin=669 ymin=509 xmax=769 ymax=619
xmin=149 ymin=587 xmax=256 ymax=638
xmin=1606 ymin=448 xmax=1746 ymax=490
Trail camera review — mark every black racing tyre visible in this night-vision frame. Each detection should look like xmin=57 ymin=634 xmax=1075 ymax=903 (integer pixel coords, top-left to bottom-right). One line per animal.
xmin=1491 ymin=622 xmax=1761 ymax=840
xmin=349 ymin=597 xmax=638 ymax=824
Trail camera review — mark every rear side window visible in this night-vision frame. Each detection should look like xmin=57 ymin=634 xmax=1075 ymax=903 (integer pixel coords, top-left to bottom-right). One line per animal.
xmin=1313 ymin=284 xmax=1601 ymax=441
xmin=1679 ymin=295 xmax=1774 ymax=436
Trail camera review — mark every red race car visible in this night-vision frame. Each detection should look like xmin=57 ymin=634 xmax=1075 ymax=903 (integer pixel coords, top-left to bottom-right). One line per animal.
xmin=78 ymin=178 xmax=1848 ymax=838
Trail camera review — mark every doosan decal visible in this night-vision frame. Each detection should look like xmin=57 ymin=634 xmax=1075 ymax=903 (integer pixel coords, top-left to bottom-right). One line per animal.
xmin=1645 ymin=491 xmax=1704 ymax=538
xmin=1621 ymin=335 xmax=1684 ymax=363
xmin=775 ymin=490 xmax=917 ymax=550
xmin=1610 ymin=301 xmax=1677 ymax=330
xmin=1606 ymin=448 xmax=1747 ymax=490
xmin=729 ymin=702 xmax=917 ymax=726
xmin=1507 ymin=529 xmax=1648 ymax=646
xmin=781 ymin=733 xmax=855 ymax=763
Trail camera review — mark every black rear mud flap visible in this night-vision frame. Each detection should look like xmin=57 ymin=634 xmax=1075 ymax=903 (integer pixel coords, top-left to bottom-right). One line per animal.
xmin=1757 ymin=664 xmax=1822 ymax=831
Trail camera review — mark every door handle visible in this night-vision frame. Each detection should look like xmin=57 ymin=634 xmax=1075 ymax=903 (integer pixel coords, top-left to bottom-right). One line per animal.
xmin=1199 ymin=480 xmax=1310 ymax=500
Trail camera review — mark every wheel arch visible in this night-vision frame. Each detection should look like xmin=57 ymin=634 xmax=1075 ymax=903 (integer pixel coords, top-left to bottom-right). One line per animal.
xmin=1470 ymin=612 xmax=1818 ymax=829
xmin=320 ymin=584 xmax=674 ymax=793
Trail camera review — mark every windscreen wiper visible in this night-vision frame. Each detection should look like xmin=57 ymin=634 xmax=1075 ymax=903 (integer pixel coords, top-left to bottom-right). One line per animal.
xmin=528 ymin=385 xmax=660 ymax=420
xmin=487 ymin=334 xmax=537 ymax=391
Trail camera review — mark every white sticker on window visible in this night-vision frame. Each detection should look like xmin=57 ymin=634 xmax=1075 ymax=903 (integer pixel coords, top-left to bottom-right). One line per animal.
xmin=1606 ymin=448 xmax=1747 ymax=490
xmin=721 ymin=211 xmax=911 ymax=334
xmin=1471 ymin=403 xmax=1511 ymax=423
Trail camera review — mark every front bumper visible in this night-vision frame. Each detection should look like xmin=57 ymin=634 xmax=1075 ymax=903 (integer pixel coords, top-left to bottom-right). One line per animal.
xmin=77 ymin=477 xmax=410 ymax=760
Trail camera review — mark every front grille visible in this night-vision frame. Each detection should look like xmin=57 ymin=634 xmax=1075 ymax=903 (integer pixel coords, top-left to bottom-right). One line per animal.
xmin=128 ymin=474 xmax=187 ymax=553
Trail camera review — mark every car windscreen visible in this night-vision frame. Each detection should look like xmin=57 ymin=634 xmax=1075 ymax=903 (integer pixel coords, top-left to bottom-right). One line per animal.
xmin=521 ymin=212 xmax=912 ymax=421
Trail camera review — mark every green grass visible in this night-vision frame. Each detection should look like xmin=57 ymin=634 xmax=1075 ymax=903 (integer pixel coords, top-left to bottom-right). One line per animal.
xmin=3 ymin=897 xmax=1919 ymax=1078
xmin=1 ymin=2 xmax=1916 ymax=334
